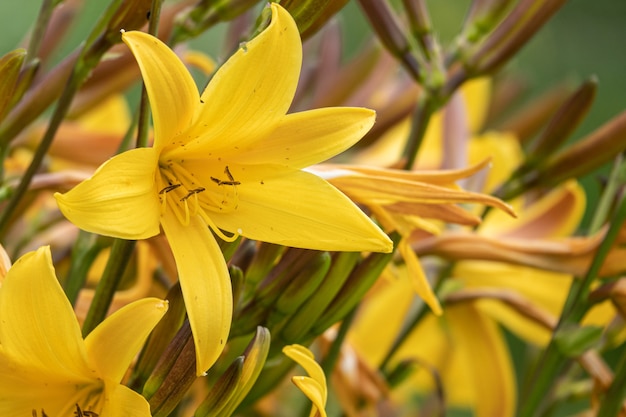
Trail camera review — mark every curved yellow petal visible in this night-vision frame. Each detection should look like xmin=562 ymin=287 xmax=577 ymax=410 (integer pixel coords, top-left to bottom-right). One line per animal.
xmin=0 ymin=247 xmax=91 ymax=378
xmin=184 ymin=3 xmax=301 ymax=154
xmin=101 ymin=383 xmax=152 ymax=417
xmin=206 ymin=168 xmax=392 ymax=253
xmin=283 ymin=345 xmax=326 ymax=393
xmin=447 ymin=304 xmax=516 ymax=417
xmin=459 ymin=260 xmax=571 ymax=345
xmin=85 ymin=298 xmax=168 ymax=382
xmin=399 ymin=239 xmax=443 ymax=315
xmin=284 ymin=345 xmax=328 ymax=417
xmin=161 ymin=210 xmax=232 ymax=375
xmin=480 ymin=180 xmax=585 ymax=239
xmin=229 ymin=107 xmax=376 ymax=168
xmin=121 ymin=31 xmax=198 ymax=150
xmin=291 ymin=377 xmax=328 ymax=417
xmin=55 ymin=148 xmax=161 ymax=240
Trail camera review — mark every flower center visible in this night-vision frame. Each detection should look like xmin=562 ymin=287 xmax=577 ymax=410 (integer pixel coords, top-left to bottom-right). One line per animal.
xmin=157 ymin=159 xmax=240 ymax=242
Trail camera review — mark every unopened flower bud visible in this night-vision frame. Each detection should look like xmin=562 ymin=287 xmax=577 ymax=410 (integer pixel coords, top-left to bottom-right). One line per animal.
xmin=0 ymin=49 xmax=26 ymax=122
xmin=195 ymin=327 xmax=270 ymax=417
xmin=104 ymin=0 xmax=153 ymax=44
xmin=145 ymin=321 xmax=198 ymax=417
xmin=281 ymin=0 xmax=349 ymax=40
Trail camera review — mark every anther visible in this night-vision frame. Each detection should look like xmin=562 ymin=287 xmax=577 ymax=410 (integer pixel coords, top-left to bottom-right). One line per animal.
xmin=159 ymin=184 xmax=181 ymax=194
xmin=180 ymin=187 xmax=206 ymax=202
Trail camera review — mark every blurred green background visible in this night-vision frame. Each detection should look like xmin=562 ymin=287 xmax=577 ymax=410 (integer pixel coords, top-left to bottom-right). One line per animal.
xmin=2 ymin=0 xmax=624 ymax=139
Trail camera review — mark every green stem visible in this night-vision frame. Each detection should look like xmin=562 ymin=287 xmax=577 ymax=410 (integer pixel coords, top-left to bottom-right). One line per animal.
xmin=402 ymin=93 xmax=438 ymax=170
xmin=82 ymin=239 xmax=136 ymax=336
xmin=136 ymin=0 xmax=163 ymax=148
xmin=596 ymin=350 xmax=626 ymax=417
xmin=64 ymin=232 xmax=110 ymax=306
xmin=321 ymin=307 xmax=357 ymax=379
xmin=26 ymin=0 xmax=56 ymax=63
xmin=519 ymin=185 xmax=626 ymax=417
xmin=589 ymin=153 xmax=624 ymax=234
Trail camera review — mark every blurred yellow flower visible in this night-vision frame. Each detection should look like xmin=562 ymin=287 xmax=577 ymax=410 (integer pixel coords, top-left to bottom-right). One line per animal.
xmin=0 ymin=246 xmax=167 ymax=416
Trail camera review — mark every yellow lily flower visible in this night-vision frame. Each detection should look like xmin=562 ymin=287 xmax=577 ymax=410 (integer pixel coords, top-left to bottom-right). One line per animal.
xmin=55 ymin=3 xmax=392 ymax=375
xmin=0 ymin=246 xmax=168 ymax=416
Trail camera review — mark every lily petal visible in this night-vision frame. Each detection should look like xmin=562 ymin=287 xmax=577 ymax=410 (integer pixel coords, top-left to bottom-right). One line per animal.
xmin=291 ymin=377 xmax=328 ymax=417
xmin=161 ymin=209 xmax=232 ymax=375
xmin=207 ymin=169 xmax=392 ymax=253
xmin=121 ymin=31 xmax=198 ymax=150
xmin=184 ymin=3 xmax=301 ymax=154
xmin=447 ymin=304 xmax=516 ymax=417
xmin=399 ymin=239 xmax=443 ymax=315
xmin=101 ymin=383 xmax=152 ymax=417
xmin=85 ymin=298 xmax=168 ymax=382
xmin=284 ymin=345 xmax=328 ymax=417
xmin=0 ymin=247 xmax=90 ymax=378
xmin=227 ymin=107 xmax=376 ymax=168
xmin=55 ymin=148 xmax=161 ymax=240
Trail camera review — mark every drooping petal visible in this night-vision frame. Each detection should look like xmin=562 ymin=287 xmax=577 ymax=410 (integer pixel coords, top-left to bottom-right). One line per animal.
xmin=223 ymin=107 xmax=376 ymax=168
xmin=100 ymin=383 xmax=152 ymax=417
xmin=291 ymin=377 xmax=328 ymax=417
xmin=121 ymin=31 xmax=198 ymax=150
xmin=446 ymin=304 xmax=516 ymax=417
xmin=183 ymin=3 xmax=301 ymax=154
xmin=399 ymin=239 xmax=443 ymax=315
xmin=161 ymin=210 xmax=232 ymax=375
xmin=0 ymin=247 xmax=91 ymax=378
xmin=55 ymin=147 xmax=161 ymax=240
xmin=207 ymin=168 xmax=392 ymax=253
xmin=85 ymin=298 xmax=168 ymax=382
xmin=480 ymin=180 xmax=585 ymax=239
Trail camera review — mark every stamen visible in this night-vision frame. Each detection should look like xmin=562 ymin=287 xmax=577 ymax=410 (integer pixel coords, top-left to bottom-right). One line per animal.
xmin=180 ymin=187 xmax=206 ymax=201
xmin=197 ymin=209 xmax=240 ymax=242
xmin=182 ymin=198 xmax=190 ymax=226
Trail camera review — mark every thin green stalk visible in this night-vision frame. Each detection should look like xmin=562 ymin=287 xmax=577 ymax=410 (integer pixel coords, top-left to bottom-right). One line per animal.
xmin=589 ymin=153 xmax=624 ymax=234
xmin=321 ymin=307 xmax=357 ymax=379
xmin=519 ymin=183 xmax=626 ymax=417
xmin=596 ymin=350 xmax=626 ymax=417
xmin=64 ymin=232 xmax=109 ymax=306
xmin=82 ymin=238 xmax=136 ymax=336
xmin=26 ymin=0 xmax=56 ymax=63
xmin=402 ymin=94 xmax=438 ymax=170
xmin=136 ymin=0 xmax=163 ymax=148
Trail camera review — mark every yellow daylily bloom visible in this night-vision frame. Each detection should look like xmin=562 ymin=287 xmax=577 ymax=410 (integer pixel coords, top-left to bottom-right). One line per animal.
xmin=283 ymin=344 xmax=328 ymax=417
xmin=0 ymin=246 xmax=168 ymax=416
xmin=55 ymin=3 xmax=392 ymax=376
